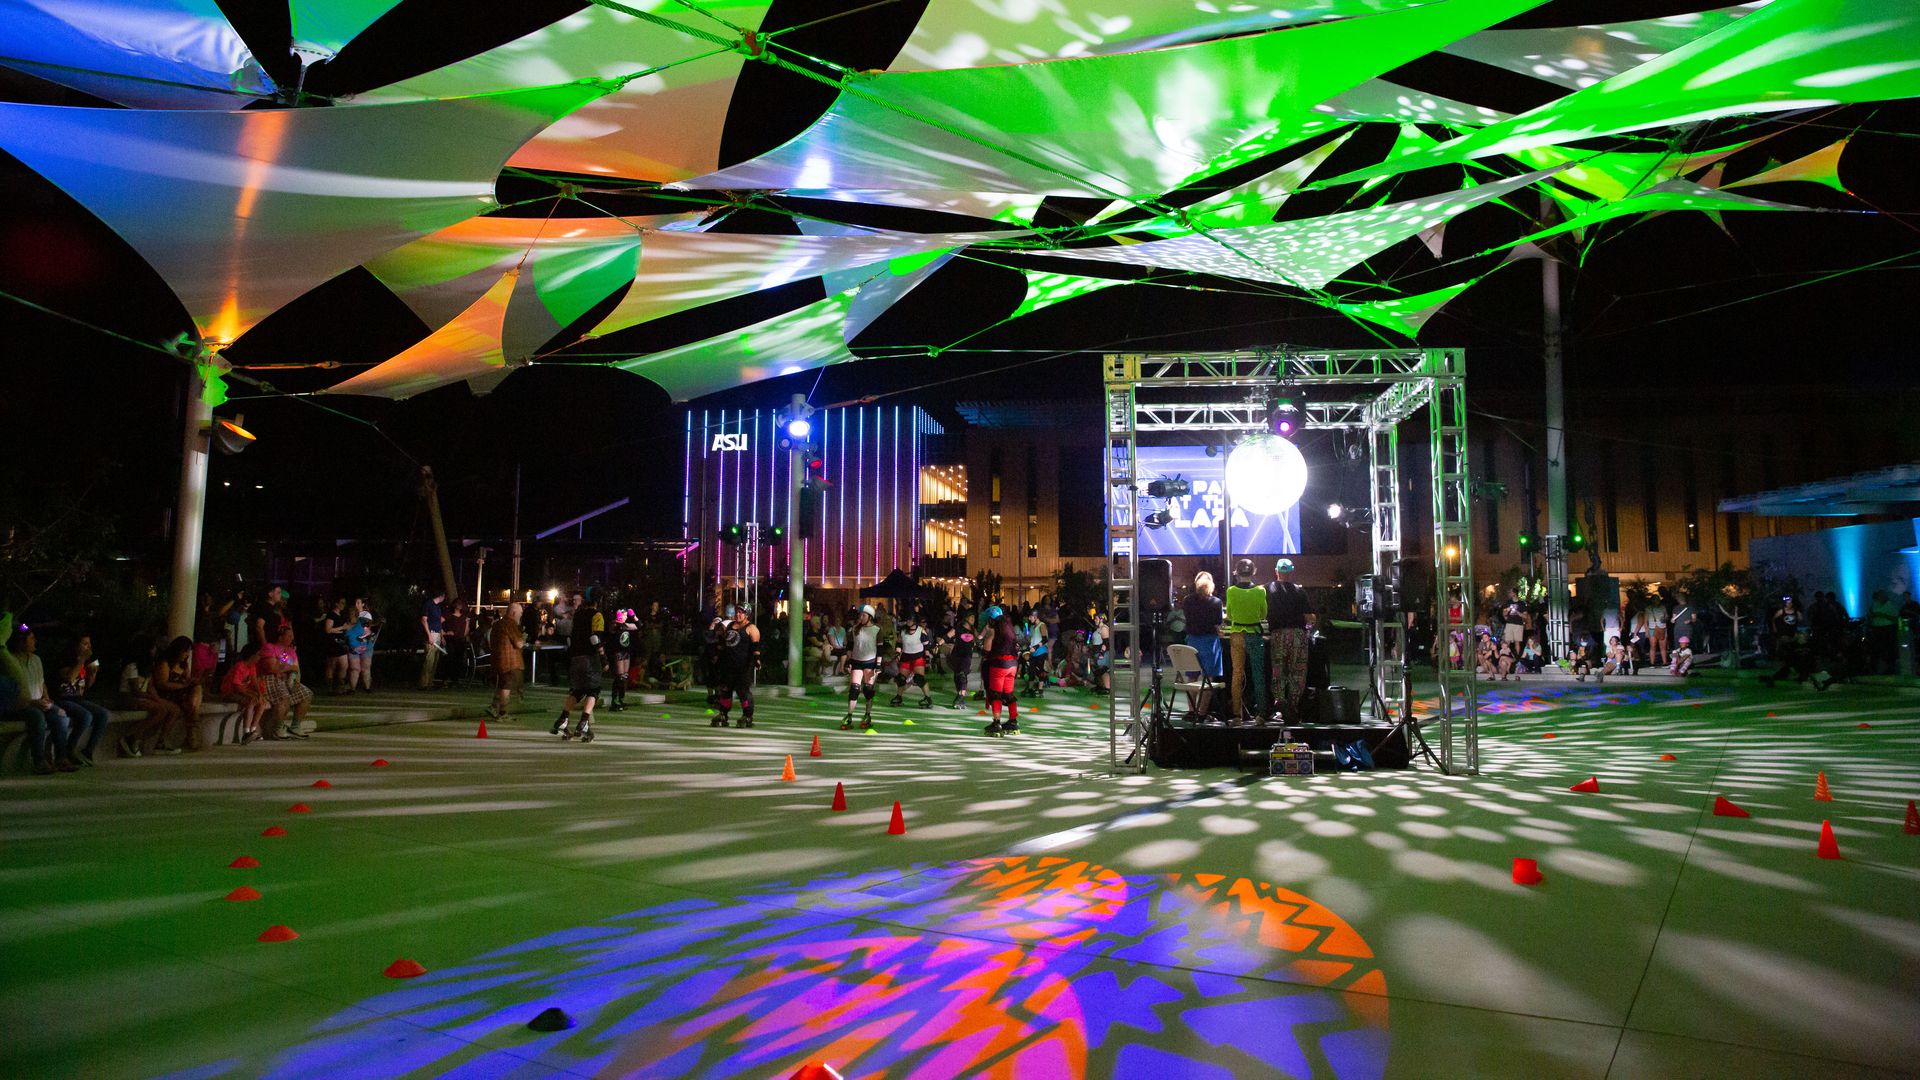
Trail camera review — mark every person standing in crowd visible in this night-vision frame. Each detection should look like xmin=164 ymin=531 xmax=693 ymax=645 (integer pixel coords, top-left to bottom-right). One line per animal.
xmin=828 ymin=612 xmax=850 ymax=676
xmin=1182 ymin=572 xmax=1225 ymax=681
xmin=52 ymin=633 xmax=109 ymax=765
xmin=251 ymin=586 xmax=288 ymax=656
xmin=488 ymin=601 xmax=524 ymax=721
xmin=1902 ymin=592 xmax=1920 ymax=676
xmin=321 ymin=596 xmax=351 ymax=694
xmin=2 ymin=620 xmax=76 ymax=773
xmin=551 ymin=589 xmax=602 ymax=742
xmin=345 ymin=601 xmax=377 ymax=692
xmin=1021 ymin=608 xmax=1052 ymax=697
xmin=982 ymin=606 xmax=1022 ymax=736
xmin=418 ymin=588 xmax=447 ymax=689
xmin=1089 ymin=612 xmax=1111 ymax=696
xmin=130 ymin=636 xmax=199 ymax=755
xmin=712 ymin=605 xmax=760 ymax=728
xmin=891 ymin=610 xmax=934 ymax=708
xmin=605 ymin=607 xmax=636 ymax=712
xmin=1669 ymin=590 xmax=1701 ymax=661
xmin=1645 ymin=589 xmax=1670 ymax=667
xmin=220 ymin=641 xmax=268 ymax=742
xmin=840 ymin=605 xmax=882 ymax=731
xmin=262 ymin=624 xmax=313 ymax=739
xmin=1265 ymin=558 xmax=1310 ymax=721
xmin=946 ymin=607 xmax=976 ymax=708
xmin=443 ymin=600 xmax=472 ymax=685
xmin=1224 ymin=559 xmax=1268 ymax=723
xmin=1868 ymin=589 xmax=1900 ymax=675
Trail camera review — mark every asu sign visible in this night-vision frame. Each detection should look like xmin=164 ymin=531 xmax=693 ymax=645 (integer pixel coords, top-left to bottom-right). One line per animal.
xmin=711 ymin=433 xmax=748 ymax=452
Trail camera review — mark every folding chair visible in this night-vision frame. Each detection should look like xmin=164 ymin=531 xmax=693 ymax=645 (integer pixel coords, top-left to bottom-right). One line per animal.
xmin=1164 ymin=644 xmax=1214 ymax=719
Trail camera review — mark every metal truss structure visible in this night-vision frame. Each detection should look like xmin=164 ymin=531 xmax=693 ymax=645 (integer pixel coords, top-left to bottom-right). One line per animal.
xmin=1103 ymin=348 xmax=1478 ymax=777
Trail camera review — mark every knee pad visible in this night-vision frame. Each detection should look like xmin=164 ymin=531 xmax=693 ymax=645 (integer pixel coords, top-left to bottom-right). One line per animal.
xmin=863 ymin=683 xmax=877 ymax=701
xmin=912 ymin=674 xmax=926 ymax=688
xmin=847 ymin=685 xmax=860 ymax=702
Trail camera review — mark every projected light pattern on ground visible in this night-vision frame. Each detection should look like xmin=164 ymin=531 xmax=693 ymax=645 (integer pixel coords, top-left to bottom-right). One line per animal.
xmin=255 ymin=856 xmax=1388 ymax=1079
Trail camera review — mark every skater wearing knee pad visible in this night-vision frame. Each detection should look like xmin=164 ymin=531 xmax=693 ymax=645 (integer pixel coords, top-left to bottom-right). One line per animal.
xmin=946 ymin=607 xmax=975 ymax=708
xmin=713 ymin=605 xmax=759 ymax=727
xmin=981 ymin=607 xmax=1022 ymax=735
xmin=841 ymin=606 xmax=881 ymax=729
xmin=894 ymin=613 xmax=933 ymax=707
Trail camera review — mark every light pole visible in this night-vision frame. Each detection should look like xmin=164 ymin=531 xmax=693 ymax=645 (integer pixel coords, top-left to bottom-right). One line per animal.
xmin=166 ymin=352 xmax=217 ymax=640
xmin=784 ymin=393 xmax=813 ymax=688
xmin=1540 ymin=194 xmax=1571 ymax=660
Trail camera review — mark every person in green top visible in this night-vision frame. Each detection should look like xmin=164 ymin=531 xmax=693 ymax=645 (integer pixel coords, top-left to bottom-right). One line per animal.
xmin=1224 ymin=559 xmax=1269 ymax=723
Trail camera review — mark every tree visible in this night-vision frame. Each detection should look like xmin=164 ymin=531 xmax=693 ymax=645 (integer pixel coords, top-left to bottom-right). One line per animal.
xmin=1049 ymin=563 xmax=1107 ymax=631
xmin=1675 ymin=561 xmax=1788 ymax=666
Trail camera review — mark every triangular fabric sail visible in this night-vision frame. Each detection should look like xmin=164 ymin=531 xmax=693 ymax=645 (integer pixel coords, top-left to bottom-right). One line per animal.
xmin=1490 ymin=179 xmax=1820 ymax=254
xmin=358 ymin=3 xmax=771 ymax=182
xmin=1319 ymin=0 xmax=1920 ymax=187
xmin=1103 ymin=132 xmax=1354 ymax=236
xmin=680 ymin=0 xmax=1548 ymax=198
xmin=586 ymin=230 xmax=1018 ymax=338
xmin=1027 ymin=168 xmax=1558 ymax=289
xmin=0 ymin=85 xmax=606 ymax=344
xmin=1331 ymin=276 xmax=1486 ymax=336
xmin=1010 ymin=270 xmax=1128 ymax=320
xmin=286 ymin=0 xmax=406 ymax=55
xmin=1511 ymin=141 xmax=1757 ymax=203
xmin=1725 ymin=139 xmax=1851 ymax=191
xmin=845 ymin=251 xmax=957 ymax=342
xmin=0 ymin=0 xmax=270 ymax=107
xmin=326 ymin=270 xmax=520 ymax=400
xmin=614 ymin=293 xmax=859 ymax=401
xmin=1442 ymin=4 xmax=1765 ymax=90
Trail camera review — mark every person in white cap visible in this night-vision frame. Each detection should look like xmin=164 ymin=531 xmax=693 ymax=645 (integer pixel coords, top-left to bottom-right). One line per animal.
xmin=840 ymin=605 xmax=881 ymax=730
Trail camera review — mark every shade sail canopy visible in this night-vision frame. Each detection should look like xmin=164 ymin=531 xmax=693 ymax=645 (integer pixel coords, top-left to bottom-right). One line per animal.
xmin=0 ymin=84 xmax=605 ymax=343
xmin=326 ymin=269 xmax=522 ymax=400
xmin=614 ymin=291 xmax=861 ymax=402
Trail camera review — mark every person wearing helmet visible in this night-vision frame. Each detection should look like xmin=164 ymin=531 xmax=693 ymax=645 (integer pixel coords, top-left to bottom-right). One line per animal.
xmin=891 ymin=609 xmax=934 ymax=709
xmin=840 ymin=605 xmax=882 ymax=730
xmin=712 ymin=604 xmax=760 ymax=728
xmin=945 ymin=606 xmax=976 ymax=708
xmin=552 ymin=589 xmax=602 ymax=743
xmin=1669 ymin=634 xmax=1695 ymax=676
xmin=1266 ymin=557 xmax=1312 ymax=720
xmin=1224 ymin=558 xmax=1268 ymax=723
xmin=606 ymin=608 xmax=637 ymax=712
xmin=981 ymin=606 xmax=1022 ymax=735
xmin=1021 ymin=608 xmax=1051 ymax=698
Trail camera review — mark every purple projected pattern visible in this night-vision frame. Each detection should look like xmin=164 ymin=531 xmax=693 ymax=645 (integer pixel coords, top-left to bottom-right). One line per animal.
xmin=247 ymin=856 xmax=1388 ymax=1079
xmin=1136 ymin=445 xmax=1302 ymax=557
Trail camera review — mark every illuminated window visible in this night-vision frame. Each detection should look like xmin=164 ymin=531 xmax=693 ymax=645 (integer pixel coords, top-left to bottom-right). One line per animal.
xmin=989 ymin=449 xmax=1002 ymax=559
xmin=1642 ymin=449 xmax=1660 ymax=553
xmin=1682 ymin=446 xmax=1700 ymax=552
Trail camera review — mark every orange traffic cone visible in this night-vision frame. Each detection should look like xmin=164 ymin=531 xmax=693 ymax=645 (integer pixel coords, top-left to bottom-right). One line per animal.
xmin=1711 ymin=796 xmax=1750 ymax=818
xmin=809 ymin=735 xmax=822 ymax=758
xmin=312 ymin=779 xmax=332 ymax=789
xmin=370 ymin=759 xmax=390 ymax=767
xmin=384 ymin=958 xmax=428 ymax=979
xmin=258 ymin=925 xmax=299 ymax=942
xmin=261 ymin=826 xmax=287 ymax=837
xmin=225 ymin=886 xmax=262 ymax=902
xmin=1568 ymin=777 xmax=1600 ymax=794
xmin=1814 ymin=771 xmax=1832 ymax=801
xmin=1904 ymin=800 xmax=1918 ymax=836
xmin=228 ymin=856 xmax=260 ymax=869
xmin=781 ymin=755 xmax=797 ymax=782
xmin=887 ymin=800 xmax=906 ymax=835
xmin=831 ymin=782 xmax=847 ymax=812
xmin=1858 ymin=722 xmax=1872 ymax=729
xmin=788 ymin=1063 xmax=845 ymax=1080
xmin=1659 ymin=753 xmax=1678 ymax=761
xmin=476 ymin=720 xmax=489 ymax=739
xmin=1542 ymin=733 xmax=1557 ymax=739
xmin=1766 ymin=711 xmax=1777 ymax=718
xmin=1511 ymin=857 xmax=1543 ymax=885
xmin=1816 ymin=819 xmax=1841 ymax=860
xmin=287 ymin=803 xmax=310 ymax=813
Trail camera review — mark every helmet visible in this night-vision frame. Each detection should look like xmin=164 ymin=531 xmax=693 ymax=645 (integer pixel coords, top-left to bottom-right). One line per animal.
xmin=1233 ymin=557 xmax=1256 ymax=582
xmin=859 ymin=604 xmax=875 ymax=617
xmin=1274 ymin=557 xmax=1295 ymax=574
xmin=985 ymin=605 xmax=1004 ymax=620
xmin=1678 ymin=636 xmax=1690 ymax=645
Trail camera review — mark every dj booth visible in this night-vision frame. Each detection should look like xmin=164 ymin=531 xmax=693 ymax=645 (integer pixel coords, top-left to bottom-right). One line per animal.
xmin=1145 ymin=686 xmax=1412 ymax=772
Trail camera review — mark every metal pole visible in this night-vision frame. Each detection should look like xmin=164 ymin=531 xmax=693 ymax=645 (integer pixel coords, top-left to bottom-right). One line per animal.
xmin=166 ymin=360 xmax=213 ymax=640
xmin=510 ymin=463 xmax=523 ymax=595
xmin=1541 ymin=194 xmax=1570 ymax=660
xmin=787 ymin=394 xmax=805 ymax=687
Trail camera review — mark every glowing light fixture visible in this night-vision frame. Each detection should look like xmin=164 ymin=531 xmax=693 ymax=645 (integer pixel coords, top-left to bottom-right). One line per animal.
xmin=1327 ymin=502 xmax=1343 ymax=520
xmin=212 ymin=415 xmax=256 ymax=455
xmin=1224 ymin=435 xmax=1307 ymax=516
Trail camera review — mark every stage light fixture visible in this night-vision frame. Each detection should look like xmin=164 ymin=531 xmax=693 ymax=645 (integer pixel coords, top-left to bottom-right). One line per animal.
xmin=212 ymin=414 xmax=256 ymax=455
xmin=1327 ymin=502 xmax=1343 ymax=520
xmin=1145 ymin=476 xmax=1190 ymax=499
xmin=1144 ymin=509 xmax=1173 ymax=529
xmin=785 ymin=417 xmax=810 ymax=439
xmin=1445 ymin=544 xmax=1460 ymax=560
xmin=1204 ymin=444 xmax=1219 ymax=457
xmin=1224 ymin=435 xmax=1307 ymax=516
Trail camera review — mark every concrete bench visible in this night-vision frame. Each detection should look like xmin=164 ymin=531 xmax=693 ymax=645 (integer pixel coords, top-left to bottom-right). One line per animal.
xmin=0 ymin=700 xmax=248 ymax=772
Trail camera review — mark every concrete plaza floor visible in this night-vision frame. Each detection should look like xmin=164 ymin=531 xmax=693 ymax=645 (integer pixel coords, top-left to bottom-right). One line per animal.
xmin=1 ymin=677 xmax=1915 ymax=1079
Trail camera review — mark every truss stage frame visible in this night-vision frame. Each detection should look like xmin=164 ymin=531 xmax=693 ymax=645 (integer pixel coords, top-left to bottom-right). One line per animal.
xmin=1103 ymin=348 xmax=1478 ymax=776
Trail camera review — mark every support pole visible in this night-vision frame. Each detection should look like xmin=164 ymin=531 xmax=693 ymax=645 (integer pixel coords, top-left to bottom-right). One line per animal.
xmin=510 ymin=463 xmax=523 ymax=596
xmin=419 ymin=466 xmax=460 ymax=602
xmin=1541 ymin=195 xmax=1570 ymax=660
xmin=787 ymin=395 xmax=805 ymax=687
xmin=165 ymin=360 xmax=214 ymax=640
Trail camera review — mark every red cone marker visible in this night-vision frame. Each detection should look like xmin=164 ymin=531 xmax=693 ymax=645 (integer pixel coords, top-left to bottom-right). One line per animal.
xmin=228 ymin=856 xmax=260 ymax=869
xmin=384 ymin=958 xmax=428 ymax=978
xmin=1711 ymin=796 xmax=1750 ymax=818
xmin=831 ymin=782 xmax=847 ymax=811
xmin=887 ymin=800 xmax=907 ymax=835
xmin=809 ymin=735 xmax=822 ymax=758
xmin=225 ymin=886 xmax=262 ymax=901
xmin=370 ymin=759 xmax=390 ymax=767
xmin=261 ymin=826 xmax=287 ymax=837
xmin=1511 ymin=857 xmax=1543 ymax=885
xmin=287 ymin=803 xmax=311 ymax=813
xmin=1568 ymin=777 xmax=1600 ymax=794
xmin=1816 ymin=820 xmax=1841 ymax=860
xmin=311 ymin=779 xmax=332 ymax=788
xmin=258 ymin=925 xmax=299 ymax=942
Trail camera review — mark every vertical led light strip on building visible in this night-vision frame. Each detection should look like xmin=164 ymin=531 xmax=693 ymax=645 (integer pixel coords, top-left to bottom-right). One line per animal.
xmin=732 ymin=408 xmax=744 ymax=529
xmin=892 ymin=405 xmax=900 ymax=576
xmin=856 ymin=407 xmax=865 ymax=586
xmin=682 ymin=411 xmax=692 ymax=538
xmin=751 ymin=408 xmax=760 ymax=534
xmin=711 ymin=408 xmax=724 ymax=541
xmin=836 ymin=406 xmax=846 ymax=585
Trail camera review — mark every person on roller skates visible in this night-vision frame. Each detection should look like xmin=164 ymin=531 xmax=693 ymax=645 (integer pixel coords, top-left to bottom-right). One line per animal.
xmin=712 ymin=605 xmax=759 ymax=727
xmin=982 ymin=607 xmax=1022 ymax=735
xmin=891 ymin=610 xmax=934 ymax=709
xmin=606 ymin=607 xmax=636 ymax=712
xmin=840 ymin=605 xmax=881 ymax=730
xmin=1021 ymin=609 xmax=1051 ymax=698
xmin=552 ymin=590 xmax=603 ymax=743
xmin=946 ymin=607 xmax=975 ymax=708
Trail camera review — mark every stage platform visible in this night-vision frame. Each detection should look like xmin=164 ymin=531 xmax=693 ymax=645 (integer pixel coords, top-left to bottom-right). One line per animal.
xmin=2 ymin=679 xmax=1916 ymax=1079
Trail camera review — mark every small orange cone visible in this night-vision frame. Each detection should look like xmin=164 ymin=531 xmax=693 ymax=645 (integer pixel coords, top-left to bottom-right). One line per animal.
xmin=886 ymin=800 xmax=906 ymax=835
xmin=1857 ymin=722 xmax=1872 ymax=729
xmin=1816 ymin=819 xmax=1841 ymax=860
xmin=1542 ymin=733 xmax=1557 ymax=739
xmin=225 ymin=886 xmax=262 ymax=902
xmin=258 ymin=925 xmax=299 ymax=942
xmin=1814 ymin=771 xmax=1832 ymax=801
xmin=781 ymin=755 xmax=797 ymax=782
xmin=976 ymin=709 xmax=987 ymax=716
xmin=311 ymin=779 xmax=332 ymax=788
xmin=1691 ymin=703 xmax=1702 ymax=709
xmin=287 ymin=803 xmax=310 ymax=813
xmin=831 ymin=782 xmax=847 ymax=812
xmin=384 ymin=958 xmax=428 ymax=979
xmin=370 ymin=759 xmax=389 ymax=767
xmin=1766 ymin=711 xmax=1777 ymax=717
xmin=1569 ymin=777 xmax=1600 ymax=794
xmin=809 ymin=735 xmax=821 ymax=758
xmin=261 ymin=826 xmax=287 ymax=837
xmin=1903 ymin=800 xmax=1918 ymax=836
xmin=788 ymin=1064 xmax=845 ymax=1080
xmin=228 ymin=856 xmax=260 ymax=869
xmin=1511 ymin=857 xmax=1543 ymax=885
xmin=1659 ymin=753 xmax=1678 ymax=761
xmin=476 ymin=720 xmax=489 ymax=739
xmin=1712 ymin=796 xmax=1750 ymax=818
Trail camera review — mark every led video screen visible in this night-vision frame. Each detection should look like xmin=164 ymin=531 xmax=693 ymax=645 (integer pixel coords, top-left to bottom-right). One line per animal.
xmin=1133 ymin=445 xmax=1302 ymax=556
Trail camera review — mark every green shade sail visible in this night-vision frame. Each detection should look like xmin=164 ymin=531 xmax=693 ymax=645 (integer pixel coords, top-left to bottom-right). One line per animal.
xmin=1330 ymin=276 xmax=1487 ymax=336
xmin=614 ymin=292 xmax=859 ymax=401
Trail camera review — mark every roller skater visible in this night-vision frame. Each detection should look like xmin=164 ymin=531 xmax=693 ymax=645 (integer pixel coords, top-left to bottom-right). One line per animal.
xmin=1021 ymin=609 xmax=1050 ymax=698
xmin=891 ymin=611 xmax=934 ymax=708
xmin=712 ymin=605 xmax=760 ymax=728
xmin=551 ymin=589 xmax=602 ymax=743
xmin=840 ymin=605 xmax=881 ymax=730
xmin=946 ymin=608 xmax=975 ymax=708
xmin=606 ymin=608 xmax=636 ymax=712
xmin=982 ymin=606 xmax=1022 ymax=735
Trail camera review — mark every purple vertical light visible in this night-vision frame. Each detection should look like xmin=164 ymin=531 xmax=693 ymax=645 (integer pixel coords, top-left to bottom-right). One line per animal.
xmin=682 ymin=410 xmax=692 ymax=538
xmin=856 ymin=407 xmax=865 ymax=585
xmin=836 ymin=407 xmax=845 ymax=584
xmin=733 ymin=409 xmax=744 ymax=527
xmin=712 ymin=408 xmax=724 ymax=538
xmin=751 ymin=409 xmax=760 ymax=530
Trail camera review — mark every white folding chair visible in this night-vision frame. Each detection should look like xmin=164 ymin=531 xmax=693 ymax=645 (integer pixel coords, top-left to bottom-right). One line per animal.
xmin=1165 ymin=644 xmax=1213 ymax=716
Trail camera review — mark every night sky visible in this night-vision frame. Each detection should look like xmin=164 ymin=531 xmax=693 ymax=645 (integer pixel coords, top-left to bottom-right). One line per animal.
xmin=3 ymin=1 xmax=1917 ymax=568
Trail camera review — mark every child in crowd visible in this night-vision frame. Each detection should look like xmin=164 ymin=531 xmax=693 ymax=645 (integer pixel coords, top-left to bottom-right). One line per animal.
xmin=1602 ymin=635 xmax=1629 ymax=677
xmin=220 ymin=641 xmax=268 ymax=742
xmin=1519 ymin=635 xmax=1545 ymax=674
xmin=1669 ymin=635 xmax=1695 ymax=676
